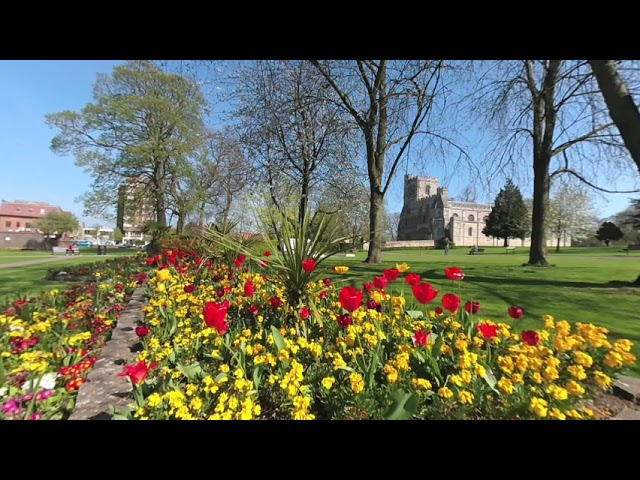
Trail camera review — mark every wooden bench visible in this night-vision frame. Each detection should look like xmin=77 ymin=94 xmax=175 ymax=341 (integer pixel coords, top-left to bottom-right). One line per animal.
xmin=52 ymin=246 xmax=79 ymax=256
xmin=468 ymin=248 xmax=485 ymax=255
xmin=506 ymin=246 xmax=517 ymax=254
xmin=623 ymin=244 xmax=640 ymax=255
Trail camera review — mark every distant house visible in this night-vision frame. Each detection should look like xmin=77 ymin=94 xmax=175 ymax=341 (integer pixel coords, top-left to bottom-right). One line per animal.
xmin=0 ymin=200 xmax=65 ymax=233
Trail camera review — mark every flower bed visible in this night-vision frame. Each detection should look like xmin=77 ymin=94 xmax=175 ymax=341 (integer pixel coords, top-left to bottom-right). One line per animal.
xmin=118 ymin=251 xmax=636 ymax=420
xmin=0 ymin=257 xmax=146 ymax=420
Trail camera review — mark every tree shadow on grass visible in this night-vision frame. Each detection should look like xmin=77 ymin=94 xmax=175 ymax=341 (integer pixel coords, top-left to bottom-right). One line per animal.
xmin=414 ymin=268 xmax=638 ymax=290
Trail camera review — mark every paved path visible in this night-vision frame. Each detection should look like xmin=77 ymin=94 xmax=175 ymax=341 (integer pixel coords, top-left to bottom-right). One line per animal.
xmin=0 ymin=255 xmax=114 ymax=270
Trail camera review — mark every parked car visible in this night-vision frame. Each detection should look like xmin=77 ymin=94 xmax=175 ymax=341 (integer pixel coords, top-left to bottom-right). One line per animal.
xmin=73 ymin=240 xmax=92 ymax=248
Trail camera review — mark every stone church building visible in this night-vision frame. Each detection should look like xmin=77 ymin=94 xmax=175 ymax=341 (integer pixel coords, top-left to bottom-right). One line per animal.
xmin=397 ymin=175 xmax=567 ymax=248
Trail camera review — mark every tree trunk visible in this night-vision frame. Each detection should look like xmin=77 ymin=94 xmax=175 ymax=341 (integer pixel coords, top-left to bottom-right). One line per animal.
xmin=556 ymin=235 xmax=561 ymax=253
xmin=588 ymin=60 xmax=640 ymax=172
xmin=503 ymin=237 xmax=508 ymax=247
xmin=299 ymin=171 xmax=310 ymax=226
xmin=176 ymin=213 xmax=184 ymax=234
xmin=528 ymin=160 xmax=550 ymax=266
xmin=366 ymin=189 xmax=384 ymax=263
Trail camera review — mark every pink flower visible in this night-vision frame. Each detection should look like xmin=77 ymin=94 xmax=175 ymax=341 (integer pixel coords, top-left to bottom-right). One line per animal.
xmin=36 ymin=390 xmax=54 ymax=402
xmin=29 ymin=412 xmax=42 ymax=420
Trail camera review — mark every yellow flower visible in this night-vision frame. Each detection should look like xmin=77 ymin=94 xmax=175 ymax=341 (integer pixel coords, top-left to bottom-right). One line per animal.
xmin=412 ymin=378 xmax=432 ymax=390
xmin=349 ymin=373 xmax=365 ymax=394
xmin=542 ymin=315 xmax=555 ymax=329
xmin=391 ymin=296 xmax=406 ymax=308
xmin=593 ymin=371 xmax=612 ymax=389
xmin=567 ymin=365 xmax=587 ymax=381
xmin=370 ymin=291 xmax=384 ymax=304
xmin=546 ymin=385 xmax=568 ymax=401
xmin=333 ymin=266 xmax=349 ymax=274
xmin=321 ymin=377 xmax=336 ymax=390
xmin=437 ymin=387 xmax=453 ymax=399
xmin=474 ymin=364 xmax=486 ymax=378
xmin=529 ymin=397 xmax=548 ymax=417
xmin=384 ymin=364 xmax=399 ymax=384
xmin=219 ymin=364 xmax=230 ymax=373
xmin=573 ymin=352 xmax=593 ymax=368
xmin=549 ymin=408 xmax=566 ymax=420
xmin=458 ymin=390 xmax=474 ymax=405
xmin=566 ymin=380 xmax=585 ymax=397
xmin=604 ymin=351 xmax=623 ymax=369
xmin=497 ymin=378 xmax=515 ymax=395
xmin=580 ymin=406 xmax=594 ymax=417
xmin=449 ymin=374 xmax=463 ymax=387
xmin=613 ymin=339 xmax=633 ymax=353
xmin=395 ymin=263 xmax=410 ymax=273
xmin=155 ymin=269 xmax=172 ymax=282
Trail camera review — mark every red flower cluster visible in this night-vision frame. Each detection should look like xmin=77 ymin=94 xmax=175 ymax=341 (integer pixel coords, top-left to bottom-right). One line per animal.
xmin=59 ymin=357 xmax=97 ymax=378
xmin=412 ymin=282 xmax=438 ymax=304
xmin=10 ymin=336 xmax=39 ymax=355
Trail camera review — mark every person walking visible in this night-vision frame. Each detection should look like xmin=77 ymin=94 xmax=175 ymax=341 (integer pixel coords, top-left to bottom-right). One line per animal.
xmin=444 ymin=238 xmax=450 ymax=255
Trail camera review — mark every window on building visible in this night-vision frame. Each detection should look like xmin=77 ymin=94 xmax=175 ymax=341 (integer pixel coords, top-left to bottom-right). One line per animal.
xmin=452 ymin=213 xmax=459 ymax=218
xmin=468 ymin=227 xmax=473 ymax=236
xmin=40 ymin=208 xmax=45 ymax=214
xmin=5 ymin=221 xmax=10 ymax=228
xmin=29 ymin=208 xmax=33 ymax=213
xmin=15 ymin=207 xmax=20 ymax=212
xmin=468 ymin=214 xmax=475 ymax=222
xmin=26 ymin=222 xmax=32 ymax=228
xmin=16 ymin=222 xmax=21 ymax=228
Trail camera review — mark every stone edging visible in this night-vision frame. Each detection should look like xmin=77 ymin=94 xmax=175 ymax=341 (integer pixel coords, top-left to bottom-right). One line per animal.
xmin=68 ymin=286 xmax=146 ymax=420
xmin=611 ymin=376 xmax=640 ymax=420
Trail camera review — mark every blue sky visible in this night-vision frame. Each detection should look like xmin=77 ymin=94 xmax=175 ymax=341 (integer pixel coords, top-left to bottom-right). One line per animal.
xmin=0 ymin=60 xmax=637 ymax=228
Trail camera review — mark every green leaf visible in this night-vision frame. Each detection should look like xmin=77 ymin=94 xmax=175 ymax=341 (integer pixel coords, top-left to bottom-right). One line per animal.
xmin=0 ymin=358 xmax=4 ymax=385
xmin=431 ymin=334 xmax=443 ymax=359
xmin=253 ymin=366 xmax=264 ymax=390
xmin=406 ymin=310 xmax=424 ymax=320
xmin=384 ymin=390 xmax=419 ymax=420
xmin=177 ymin=362 xmax=203 ymax=381
xmin=413 ymin=349 xmax=426 ymax=363
xmin=204 ymin=353 xmax=223 ymax=361
xmin=483 ymin=366 xmax=499 ymax=393
xmin=215 ymin=372 xmax=228 ymax=383
xmin=270 ymin=325 xmax=287 ymax=352
xmin=428 ymin=355 xmax=443 ymax=385
xmin=337 ymin=366 xmax=356 ymax=374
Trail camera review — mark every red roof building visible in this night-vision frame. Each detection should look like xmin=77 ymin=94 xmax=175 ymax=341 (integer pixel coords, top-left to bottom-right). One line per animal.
xmin=0 ymin=201 xmax=65 ymax=232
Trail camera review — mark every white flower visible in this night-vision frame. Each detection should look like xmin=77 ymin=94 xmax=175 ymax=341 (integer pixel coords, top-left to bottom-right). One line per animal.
xmin=8 ymin=325 xmax=24 ymax=331
xmin=22 ymin=372 xmax=58 ymax=391
xmin=0 ymin=387 xmax=7 ymax=398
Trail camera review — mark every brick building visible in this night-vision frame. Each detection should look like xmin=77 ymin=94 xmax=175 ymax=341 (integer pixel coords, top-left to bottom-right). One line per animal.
xmin=0 ymin=200 xmax=65 ymax=233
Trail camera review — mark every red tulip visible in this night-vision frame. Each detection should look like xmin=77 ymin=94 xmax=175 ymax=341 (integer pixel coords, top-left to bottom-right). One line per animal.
xmin=244 ymin=282 xmax=255 ymax=298
xmin=444 ymin=267 xmax=465 ymax=281
xmin=521 ymin=330 xmax=540 ymax=346
xmin=337 ymin=314 xmax=353 ymax=329
xmin=184 ymin=284 xmax=195 ymax=294
xmin=339 ymin=286 xmax=363 ymax=312
xmin=323 ymin=278 xmax=332 ymax=286
xmin=442 ymin=293 xmax=461 ymax=313
xmin=413 ymin=329 xmax=430 ymax=347
xmin=216 ymin=289 xmax=225 ymax=298
xmin=435 ymin=307 xmax=443 ymax=315
xmin=465 ymin=301 xmax=480 ymax=314
xmin=270 ymin=297 xmax=282 ymax=309
xmin=118 ymin=360 xmax=158 ymax=385
xmin=363 ymin=282 xmax=373 ymax=292
xmin=508 ymin=306 xmax=524 ymax=319
xmin=234 ymin=254 xmax=246 ymax=268
xmin=476 ymin=324 xmax=498 ymax=338
xmin=135 ymin=325 xmax=150 ymax=338
xmin=299 ymin=308 xmax=311 ymax=319
xmin=405 ymin=273 xmax=421 ymax=286
xmin=195 ymin=258 xmax=203 ymax=266
xmin=412 ymin=282 xmax=439 ymax=304
xmin=383 ymin=268 xmax=399 ymax=282
xmin=302 ymin=259 xmax=316 ymax=273
xmin=264 ymin=251 xmax=272 ymax=257
xmin=373 ymin=276 xmax=388 ymax=289
xmin=319 ymin=291 xmax=327 ymax=299
xmin=248 ymin=305 xmax=258 ymax=316
xmin=136 ymin=273 xmax=148 ymax=285
xmin=366 ymin=299 xmax=377 ymax=310
xmin=145 ymin=258 xmax=155 ymax=266
xmin=203 ymin=301 xmax=230 ymax=334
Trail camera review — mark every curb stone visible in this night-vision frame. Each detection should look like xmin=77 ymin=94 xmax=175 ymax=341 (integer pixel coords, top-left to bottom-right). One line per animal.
xmin=68 ymin=286 xmax=146 ymax=420
xmin=611 ymin=408 xmax=640 ymax=420
xmin=613 ymin=375 xmax=640 ymax=404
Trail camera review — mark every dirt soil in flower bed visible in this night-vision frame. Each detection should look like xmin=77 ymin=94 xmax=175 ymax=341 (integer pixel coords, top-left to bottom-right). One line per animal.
xmin=589 ymin=390 xmax=640 ymax=419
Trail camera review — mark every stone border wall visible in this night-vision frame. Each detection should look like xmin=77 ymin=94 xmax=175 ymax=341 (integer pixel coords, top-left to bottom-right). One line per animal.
xmin=68 ymin=286 xmax=146 ymax=420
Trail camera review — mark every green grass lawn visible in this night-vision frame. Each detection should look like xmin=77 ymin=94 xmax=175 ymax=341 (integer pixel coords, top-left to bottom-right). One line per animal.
xmin=321 ymin=249 xmax=640 ymax=376
xmin=0 ymin=252 xmax=135 ymax=302
xmin=0 ymin=247 xmax=138 ymax=265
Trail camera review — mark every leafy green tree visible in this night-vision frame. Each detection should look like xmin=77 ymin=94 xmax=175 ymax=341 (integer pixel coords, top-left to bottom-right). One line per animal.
xmin=45 ymin=60 xmax=208 ymax=248
xmin=483 ymin=180 xmax=530 ymax=247
xmin=595 ymin=221 xmax=624 ymax=246
xmin=113 ymin=227 xmax=124 ymax=243
xmin=35 ymin=211 xmax=80 ymax=249
xmin=623 ymin=198 xmax=640 ymax=230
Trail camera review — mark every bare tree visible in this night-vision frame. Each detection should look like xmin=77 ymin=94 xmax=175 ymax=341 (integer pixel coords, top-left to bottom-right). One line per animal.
xmin=458 ymin=184 xmax=477 ymax=203
xmin=384 ymin=210 xmax=401 ymax=241
xmin=232 ymin=60 xmax=359 ymax=225
xmin=547 ymin=182 xmax=599 ymax=253
xmin=473 ymin=60 xmax=637 ymax=266
xmin=310 ymin=60 xmax=446 ymax=263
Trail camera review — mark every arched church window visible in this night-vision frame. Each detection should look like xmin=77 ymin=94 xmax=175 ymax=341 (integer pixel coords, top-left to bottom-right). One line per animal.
xmin=468 ymin=214 xmax=475 ymax=222
xmin=468 ymin=227 xmax=473 ymax=236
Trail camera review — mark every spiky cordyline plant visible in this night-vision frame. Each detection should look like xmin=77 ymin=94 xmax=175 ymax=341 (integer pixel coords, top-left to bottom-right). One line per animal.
xmin=202 ymin=203 xmax=356 ymax=325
